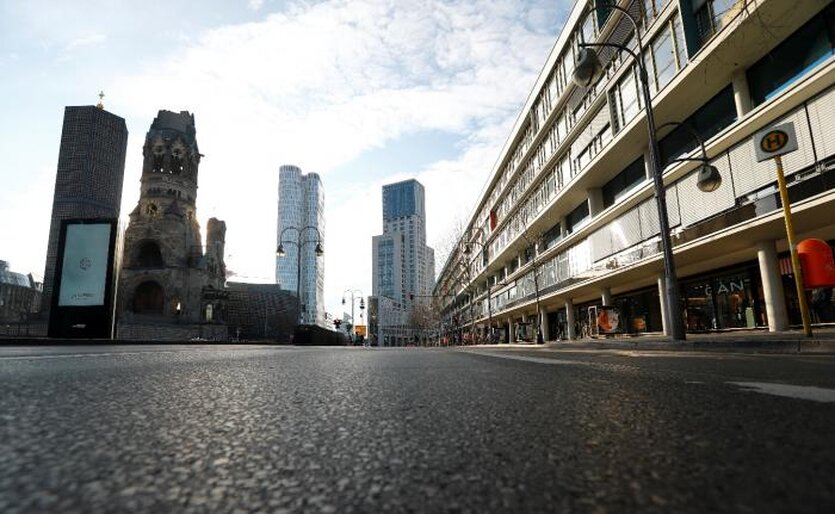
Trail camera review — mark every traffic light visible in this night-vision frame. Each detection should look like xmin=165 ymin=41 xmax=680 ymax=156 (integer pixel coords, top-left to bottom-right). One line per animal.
xmin=409 ymin=292 xmax=414 ymax=300
xmin=333 ymin=319 xmax=342 ymax=329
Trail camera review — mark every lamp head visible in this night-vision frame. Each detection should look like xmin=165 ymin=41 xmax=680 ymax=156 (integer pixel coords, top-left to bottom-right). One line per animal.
xmin=572 ymin=48 xmax=603 ymax=88
xmin=696 ymin=163 xmax=722 ymax=193
xmin=276 ymin=244 xmax=285 ymax=257
xmin=315 ymin=242 xmax=324 ymax=256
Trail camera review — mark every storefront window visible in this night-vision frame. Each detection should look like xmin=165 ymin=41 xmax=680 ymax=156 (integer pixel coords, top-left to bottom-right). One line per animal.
xmin=613 ymin=288 xmax=663 ymax=334
xmin=682 ymin=268 xmax=762 ymax=331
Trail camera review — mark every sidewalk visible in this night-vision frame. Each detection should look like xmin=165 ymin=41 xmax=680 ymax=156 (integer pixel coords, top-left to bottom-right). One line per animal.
xmin=476 ymin=326 xmax=835 ymax=354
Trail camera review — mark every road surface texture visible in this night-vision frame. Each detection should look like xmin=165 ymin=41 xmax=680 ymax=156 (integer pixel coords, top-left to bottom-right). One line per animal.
xmin=1 ymin=344 xmax=833 ymax=513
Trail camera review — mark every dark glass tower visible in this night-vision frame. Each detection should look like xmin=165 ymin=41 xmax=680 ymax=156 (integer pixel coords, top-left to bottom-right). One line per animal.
xmin=383 ymin=179 xmax=425 ymax=221
xmin=40 ymin=105 xmax=128 ymax=325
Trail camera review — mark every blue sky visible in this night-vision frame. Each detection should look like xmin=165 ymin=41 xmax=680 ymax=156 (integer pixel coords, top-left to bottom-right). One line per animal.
xmin=0 ymin=0 xmax=568 ymax=322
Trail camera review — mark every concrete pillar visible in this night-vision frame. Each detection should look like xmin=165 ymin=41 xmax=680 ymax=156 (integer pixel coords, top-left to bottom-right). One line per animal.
xmin=601 ymin=287 xmax=612 ymax=306
xmin=508 ymin=317 xmax=515 ymax=343
xmin=565 ymin=299 xmax=576 ymax=340
xmin=560 ymin=217 xmax=568 ymax=238
xmin=540 ymin=306 xmax=550 ymax=342
xmin=643 ymin=151 xmax=653 ymax=181
xmin=588 ymin=188 xmax=604 ymax=217
xmin=757 ymin=240 xmax=789 ymax=331
xmin=732 ymin=70 xmax=753 ymax=118
xmin=658 ymin=274 xmax=671 ymax=336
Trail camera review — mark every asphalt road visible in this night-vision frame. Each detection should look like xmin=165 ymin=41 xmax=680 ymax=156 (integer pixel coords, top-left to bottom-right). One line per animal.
xmin=1 ymin=344 xmax=834 ymax=513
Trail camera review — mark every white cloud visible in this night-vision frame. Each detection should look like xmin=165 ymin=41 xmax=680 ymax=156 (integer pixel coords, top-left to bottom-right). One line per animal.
xmin=104 ymin=0 xmax=562 ymax=318
xmin=62 ymin=33 xmax=106 ymax=53
xmin=247 ymin=0 xmax=264 ymax=11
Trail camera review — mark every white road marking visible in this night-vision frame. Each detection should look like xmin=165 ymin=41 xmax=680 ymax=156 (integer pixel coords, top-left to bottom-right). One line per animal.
xmin=0 ymin=350 xmax=187 ymax=361
xmin=728 ymin=381 xmax=835 ymax=403
xmin=465 ymin=351 xmax=590 ymax=367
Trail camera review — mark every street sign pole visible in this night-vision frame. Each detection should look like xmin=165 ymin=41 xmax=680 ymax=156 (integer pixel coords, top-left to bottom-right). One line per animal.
xmin=754 ymin=122 xmax=812 ymax=338
xmin=773 ymin=154 xmax=813 ymax=338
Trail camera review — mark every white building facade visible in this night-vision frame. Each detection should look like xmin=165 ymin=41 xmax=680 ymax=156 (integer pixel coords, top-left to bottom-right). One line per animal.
xmin=276 ymin=165 xmax=326 ymax=327
xmin=436 ymin=0 xmax=835 ymax=343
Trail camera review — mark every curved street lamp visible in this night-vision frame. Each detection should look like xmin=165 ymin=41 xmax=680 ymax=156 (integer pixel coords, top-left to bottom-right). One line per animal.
xmin=516 ymin=229 xmax=545 ymax=345
xmin=656 ymin=121 xmax=722 ymax=193
xmin=572 ymin=2 xmax=686 ymax=340
xmin=462 ymin=239 xmax=494 ymax=343
xmin=342 ymin=288 xmax=364 ymax=343
xmin=277 ymin=225 xmax=324 ymax=324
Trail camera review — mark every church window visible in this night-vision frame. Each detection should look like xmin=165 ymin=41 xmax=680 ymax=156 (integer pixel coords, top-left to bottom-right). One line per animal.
xmin=133 ymin=281 xmax=164 ymax=314
xmin=137 ymin=241 xmax=164 ymax=268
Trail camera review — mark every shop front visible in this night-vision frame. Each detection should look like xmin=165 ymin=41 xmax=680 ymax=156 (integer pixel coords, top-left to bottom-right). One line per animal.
xmin=571 ymin=286 xmax=663 ymax=338
xmin=547 ymin=310 xmax=568 ymax=340
xmin=611 ymin=287 xmax=664 ymax=334
xmin=680 ymin=264 xmax=765 ymax=332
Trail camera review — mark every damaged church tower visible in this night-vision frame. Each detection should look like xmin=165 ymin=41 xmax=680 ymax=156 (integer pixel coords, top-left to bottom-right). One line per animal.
xmin=116 ymin=110 xmax=227 ymax=340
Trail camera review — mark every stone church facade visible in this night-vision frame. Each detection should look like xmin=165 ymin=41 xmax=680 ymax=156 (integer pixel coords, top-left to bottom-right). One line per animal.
xmin=116 ymin=110 xmax=228 ymax=340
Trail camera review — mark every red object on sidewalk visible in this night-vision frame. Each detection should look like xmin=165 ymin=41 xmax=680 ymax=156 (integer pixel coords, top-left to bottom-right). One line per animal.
xmin=797 ymin=238 xmax=835 ymax=288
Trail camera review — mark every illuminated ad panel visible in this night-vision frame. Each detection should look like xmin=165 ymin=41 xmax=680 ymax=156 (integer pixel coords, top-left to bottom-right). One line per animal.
xmin=57 ymin=223 xmax=112 ymax=307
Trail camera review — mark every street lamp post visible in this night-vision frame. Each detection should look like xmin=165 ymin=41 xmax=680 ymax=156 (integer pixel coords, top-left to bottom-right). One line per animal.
xmin=342 ymin=289 xmax=364 ymax=343
xmin=463 ymin=240 xmax=493 ymax=343
xmin=277 ymin=225 xmax=324 ymax=324
xmin=572 ymin=3 xmax=687 ymax=340
xmin=517 ymin=231 xmax=544 ymax=345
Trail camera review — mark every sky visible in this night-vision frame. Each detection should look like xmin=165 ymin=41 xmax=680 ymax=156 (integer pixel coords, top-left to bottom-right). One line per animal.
xmin=0 ymin=0 xmax=569 ymax=323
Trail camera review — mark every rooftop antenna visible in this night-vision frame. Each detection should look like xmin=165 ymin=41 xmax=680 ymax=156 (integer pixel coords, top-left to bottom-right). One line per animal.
xmin=96 ymin=90 xmax=105 ymax=110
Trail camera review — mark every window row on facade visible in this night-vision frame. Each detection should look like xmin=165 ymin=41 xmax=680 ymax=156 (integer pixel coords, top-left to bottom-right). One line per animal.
xmin=479 ymin=81 xmax=835 ymax=321
xmin=441 ymin=0 xmax=835 ymax=312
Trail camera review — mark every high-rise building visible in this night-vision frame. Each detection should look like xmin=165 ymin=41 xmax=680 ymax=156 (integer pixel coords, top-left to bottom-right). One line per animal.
xmin=435 ymin=0 xmax=835 ymax=344
xmin=372 ymin=179 xmax=435 ymax=346
xmin=276 ymin=165 xmax=325 ymax=327
xmin=40 ymin=104 xmax=128 ymax=330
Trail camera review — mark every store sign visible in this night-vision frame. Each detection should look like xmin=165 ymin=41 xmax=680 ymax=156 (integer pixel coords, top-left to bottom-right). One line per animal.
xmin=754 ymin=122 xmax=798 ymax=162
xmin=704 ymin=279 xmax=745 ymax=296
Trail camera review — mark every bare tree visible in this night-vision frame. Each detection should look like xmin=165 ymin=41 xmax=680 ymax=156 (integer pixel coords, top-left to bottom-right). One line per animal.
xmin=408 ymin=300 xmax=440 ymax=346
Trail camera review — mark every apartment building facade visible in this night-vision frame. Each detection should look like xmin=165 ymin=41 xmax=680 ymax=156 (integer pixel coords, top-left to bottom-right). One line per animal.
xmin=435 ymin=0 xmax=835 ymax=342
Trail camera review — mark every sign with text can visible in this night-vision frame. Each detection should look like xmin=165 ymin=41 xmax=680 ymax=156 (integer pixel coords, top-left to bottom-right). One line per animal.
xmin=754 ymin=122 xmax=798 ymax=162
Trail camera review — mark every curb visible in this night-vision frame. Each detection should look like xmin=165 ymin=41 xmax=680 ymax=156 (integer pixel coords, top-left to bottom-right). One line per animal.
xmin=541 ymin=340 xmax=835 ymax=354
